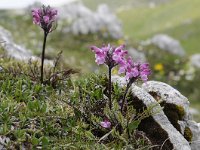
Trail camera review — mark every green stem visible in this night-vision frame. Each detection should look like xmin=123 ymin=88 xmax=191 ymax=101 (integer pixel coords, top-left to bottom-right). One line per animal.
xmin=40 ymin=31 xmax=48 ymax=83
xmin=121 ymin=78 xmax=135 ymax=113
xmin=108 ymin=66 xmax=112 ymax=109
xmin=121 ymin=82 xmax=131 ymax=113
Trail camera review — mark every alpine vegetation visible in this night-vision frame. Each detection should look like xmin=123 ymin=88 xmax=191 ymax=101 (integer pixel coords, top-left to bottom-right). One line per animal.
xmin=91 ymin=44 xmax=151 ymax=112
xmin=0 ymin=2 xmax=200 ymax=150
xmin=32 ymin=5 xmax=57 ymax=83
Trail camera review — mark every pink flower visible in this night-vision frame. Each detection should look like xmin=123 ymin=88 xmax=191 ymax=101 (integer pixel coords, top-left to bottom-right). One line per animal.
xmin=32 ymin=8 xmax=40 ymax=25
xmin=118 ymin=64 xmax=126 ymax=74
xmin=91 ymin=44 xmax=128 ymax=67
xmin=112 ymin=45 xmax=127 ymax=64
xmin=90 ymin=44 xmax=151 ymax=82
xmin=139 ymin=63 xmax=151 ymax=82
xmin=121 ymin=57 xmax=151 ymax=82
xmin=43 ymin=16 xmax=50 ymax=24
xmin=32 ymin=5 xmax=57 ymax=33
xmin=100 ymin=120 xmax=111 ymax=128
xmin=91 ymin=45 xmax=109 ymax=65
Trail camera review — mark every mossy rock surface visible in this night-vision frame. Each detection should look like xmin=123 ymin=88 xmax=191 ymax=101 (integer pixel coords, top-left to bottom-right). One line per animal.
xmin=129 ymin=95 xmax=174 ymax=150
xmin=149 ymin=91 xmax=187 ymax=135
xmin=160 ymin=102 xmax=185 ymax=133
xmin=142 ymin=81 xmax=189 ymax=119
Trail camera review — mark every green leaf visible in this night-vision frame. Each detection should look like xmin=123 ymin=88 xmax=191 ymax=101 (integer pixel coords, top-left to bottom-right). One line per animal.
xmin=40 ymin=136 xmax=49 ymax=146
xmin=128 ymin=120 xmax=140 ymax=133
xmin=32 ymin=136 xmax=39 ymax=146
xmin=14 ymin=129 xmax=26 ymax=141
xmin=40 ymin=103 xmax=47 ymax=113
xmin=27 ymin=101 xmax=34 ymax=110
xmin=85 ymin=131 xmax=95 ymax=140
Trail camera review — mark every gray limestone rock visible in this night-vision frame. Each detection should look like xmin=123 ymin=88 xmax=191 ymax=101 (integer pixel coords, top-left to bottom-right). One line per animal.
xmin=111 ymin=75 xmax=127 ymax=87
xmin=142 ymin=81 xmax=190 ymax=119
xmin=190 ymin=54 xmax=200 ymax=68
xmin=0 ymin=26 xmax=53 ymax=65
xmin=112 ymin=76 xmax=191 ymax=149
xmin=128 ymin=48 xmax=146 ymax=62
xmin=142 ymin=81 xmax=200 ymax=149
xmin=0 ymin=26 xmax=32 ymax=60
xmin=131 ymin=85 xmax=191 ymax=150
xmin=186 ymin=120 xmax=200 ymax=150
xmin=178 ymin=120 xmax=200 ymax=150
xmin=59 ymin=2 xmax=123 ymax=39
xmin=145 ymin=34 xmax=185 ymax=56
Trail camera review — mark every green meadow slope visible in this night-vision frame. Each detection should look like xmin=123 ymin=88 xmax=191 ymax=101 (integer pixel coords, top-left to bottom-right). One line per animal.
xmin=83 ymin=0 xmax=200 ymax=54
xmin=118 ymin=0 xmax=200 ymax=54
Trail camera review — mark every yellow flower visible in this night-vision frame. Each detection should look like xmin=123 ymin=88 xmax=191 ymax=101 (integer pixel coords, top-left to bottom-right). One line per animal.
xmin=117 ymin=39 xmax=125 ymax=45
xmin=154 ymin=63 xmax=164 ymax=71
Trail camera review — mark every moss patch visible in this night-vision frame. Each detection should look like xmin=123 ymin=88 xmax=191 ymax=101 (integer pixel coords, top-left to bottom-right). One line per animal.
xmin=176 ymin=105 xmax=185 ymax=120
xmin=149 ymin=91 xmax=185 ymax=121
xmin=160 ymin=102 xmax=186 ymax=133
xmin=184 ymin=127 xmax=193 ymax=142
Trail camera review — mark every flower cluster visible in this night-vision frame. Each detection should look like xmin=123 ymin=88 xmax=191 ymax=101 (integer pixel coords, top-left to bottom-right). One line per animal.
xmin=91 ymin=44 xmax=151 ymax=82
xmin=119 ymin=57 xmax=151 ymax=82
xmin=31 ymin=5 xmax=58 ymax=83
xmin=32 ymin=5 xmax=57 ymax=33
xmin=91 ymin=44 xmax=151 ymax=125
xmin=91 ymin=44 xmax=127 ymax=68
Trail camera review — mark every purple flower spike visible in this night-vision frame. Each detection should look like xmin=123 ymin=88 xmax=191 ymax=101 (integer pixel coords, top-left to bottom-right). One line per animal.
xmin=32 ymin=5 xmax=57 ymax=33
xmin=100 ymin=120 xmax=111 ymax=128
xmin=43 ymin=16 xmax=50 ymax=24
xmin=112 ymin=49 xmax=128 ymax=64
xmin=139 ymin=63 xmax=151 ymax=82
xmin=119 ymin=57 xmax=151 ymax=82
xmin=32 ymin=8 xmax=40 ymax=25
xmin=31 ymin=5 xmax=58 ymax=83
xmin=91 ymin=44 xmax=128 ymax=68
xmin=90 ymin=44 xmax=151 ymax=82
xmin=91 ymin=45 xmax=108 ymax=65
